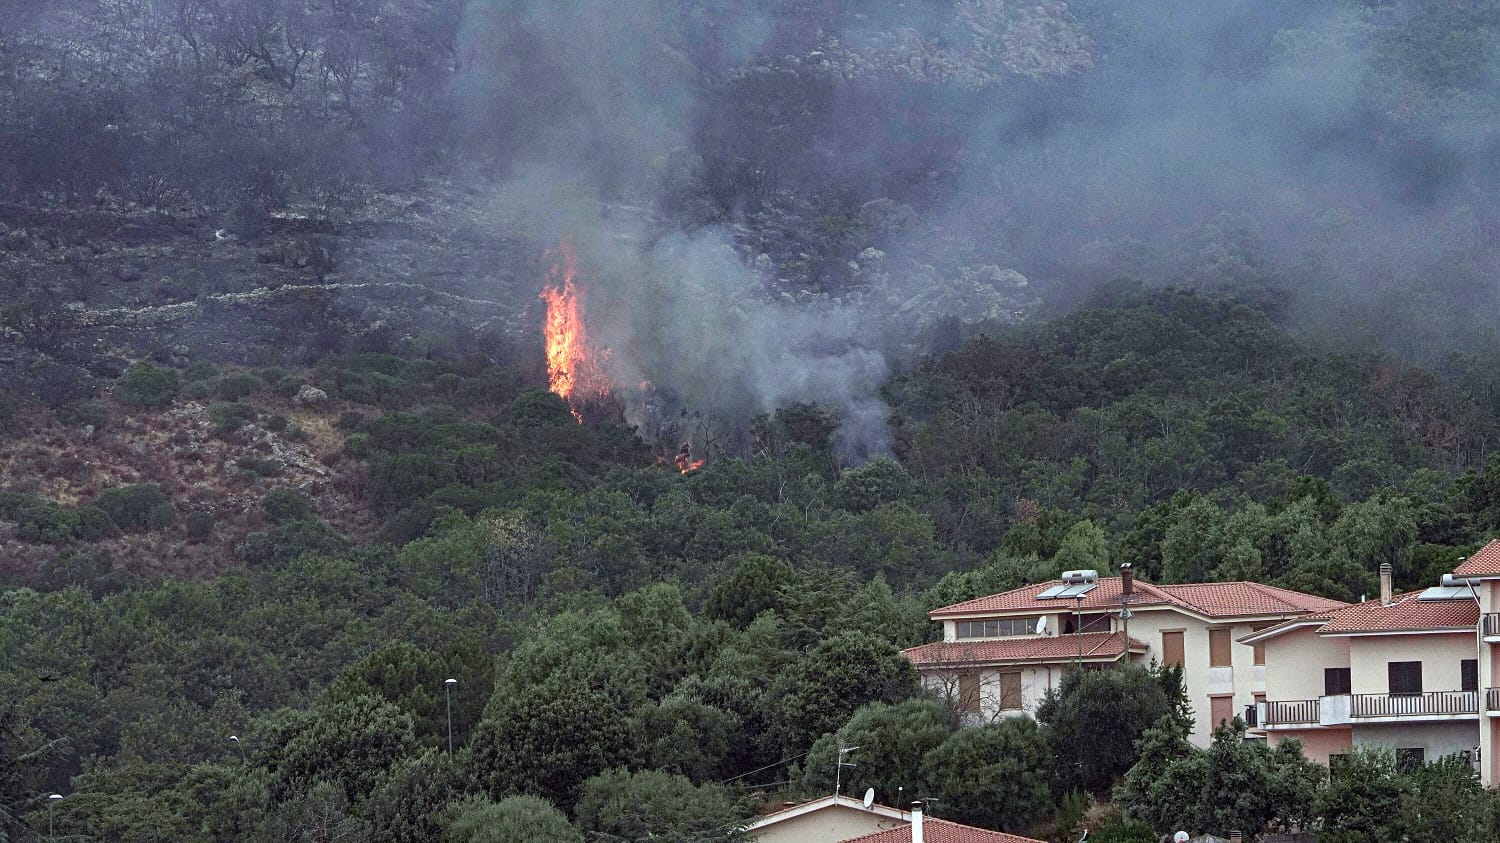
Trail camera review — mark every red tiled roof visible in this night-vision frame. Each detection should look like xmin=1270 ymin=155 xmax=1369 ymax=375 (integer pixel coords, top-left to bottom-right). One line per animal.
xmin=1453 ymin=539 xmax=1500 ymax=577
xmin=1317 ymin=592 xmax=1478 ymax=634
xmin=931 ymin=577 xmax=1344 ymax=620
xmin=902 ymin=632 xmax=1147 ymax=667
xmin=840 ymin=818 xmax=1044 ymax=843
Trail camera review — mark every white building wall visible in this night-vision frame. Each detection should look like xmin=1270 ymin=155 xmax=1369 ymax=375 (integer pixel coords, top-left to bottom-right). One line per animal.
xmin=1351 ymin=721 xmax=1480 ymax=763
xmin=1346 ymin=632 xmax=1473 ymax=695
xmin=1263 ymin=627 xmax=1349 ymax=702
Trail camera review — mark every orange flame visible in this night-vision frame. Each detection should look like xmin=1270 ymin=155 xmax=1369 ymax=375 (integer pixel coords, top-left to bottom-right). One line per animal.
xmin=673 ymin=442 xmax=706 ymax=474
xmin=539 ymin=240 xmax=610 ymax=422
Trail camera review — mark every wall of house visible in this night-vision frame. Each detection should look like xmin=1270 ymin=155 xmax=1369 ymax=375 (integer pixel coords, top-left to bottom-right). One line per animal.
xmin=748 ymin=806 xmax=905 ymax=843
xmin=1263 ymin=627 xmax=1349 ymax=701
xmin=1268 ymin=727 xmax=1351 ymax=764
xmin=1351 ymin=721 xmax=1480 ymax=762
xmin=1123 ymin=609 xmax=1272 ymax=746
xmin=1346 ymin=632 xmax=1473 ymax=695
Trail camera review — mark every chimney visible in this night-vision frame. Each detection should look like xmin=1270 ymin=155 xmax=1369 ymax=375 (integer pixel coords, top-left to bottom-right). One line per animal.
xmin=1380 ymin=563 xmax=1393 ymax=606
xmin=1121 ymin=563 xmax=1134 ymax=596
xmin=910 ymin=802 xmax=924 ymax=843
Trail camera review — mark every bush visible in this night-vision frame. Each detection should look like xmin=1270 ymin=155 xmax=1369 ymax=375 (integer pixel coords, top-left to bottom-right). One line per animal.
xmin=183 ymin=360 xmax=219 ymax=382
xmin=57 ymin=399 xmax=108 ymax=428
xmin=264 ymin=414 xmax=290 ymax=432
xmin=343 ymin=433 xmax=373 ymax=458
xmin=236 ymin=457 xmax=282 ymax=477
xmin=274 ymin=376 xmax=305 ymax=399
xmin=263 ymin=490 xmax=311 ymax=524
xmin=217 ymin=372 xmax=262 ymax=401
xmin=184 ymin=509 xmax=215 ymax=541
xmin=73 ymin=505 xmax=121 ymax=541
xmin=337 ymin=411 xmax=368 ymax=431
xmin=237 ymin=519 xmax=347 ymax=565
xmin=16 ymin=501 xmax=77 ymax=544
xmin=115 ymin=362 xmax=180 ymax=408
xmin=209 ymin=402 xmax=257 ymax=433
xmin=93 ymin=483 xmax=175 ymax=533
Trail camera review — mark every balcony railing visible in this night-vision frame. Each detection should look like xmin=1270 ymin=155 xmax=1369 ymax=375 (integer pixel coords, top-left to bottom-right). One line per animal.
xmin=1488 ymin=687 xmax=1500 ymax=712
xmin=1352 ymin=690 xmax=1478 ymax=719
xmin=1264 ymin=699 xmax=1319 ymax=725
xmin=1484 ymin=613 xmax=1500 ymax=637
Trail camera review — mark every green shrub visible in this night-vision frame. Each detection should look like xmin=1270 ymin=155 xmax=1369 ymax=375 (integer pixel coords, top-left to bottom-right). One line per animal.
xmin=274 ymin=375 xmax=305 ymax=399
xmin=343 ymin=433 xmax=373 ymax=458
xmin=182 ymin=380 xmax=214 ymax=400
xmin=209 ymin=402 xmax=257 ymax=433
xmin=337 ymin=411 xmax=368 ymax=431
xmin=93 ymin=484 xmax=174 ymax=533
xmin=0 ymin=390 xmax=17 ymax=434
xmin=16 ymin=501 xmax=77 ymax=544
xmin=236 ymin=457 xmax=282 ymax=477
xmin=73 ymin=505 xmax=121 ymax=541
xmin=263 ymin=490 xmax=311 ymax=523
xmin=57 ymin=399 xmax=108 ymax=428
xmin=237 ymin=519 xmax=347 ymax=565
xmin=183 ymin=360 xmax=219 ymax=382
xmin=0 ymin=490 xmax=43 ymax=520
xmin=264 ymin=414 xmax=290 ymax=432
xmin=115 ymin=362 xmax=180 ymax=408
xmin=184 ymin=509 xmax=215 ymax=541
xmin=217 ymin=373 xmax=262 ymax=401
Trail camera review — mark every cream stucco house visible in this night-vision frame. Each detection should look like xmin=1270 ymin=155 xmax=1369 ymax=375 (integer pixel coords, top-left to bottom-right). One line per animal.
xmin=904 ymin=567 xmax=1345 ymax=747
xmin=1245 ymin=539 xmax=1500 ymax=785
xmin=744 ymin=797 xmax=1043 ymax=843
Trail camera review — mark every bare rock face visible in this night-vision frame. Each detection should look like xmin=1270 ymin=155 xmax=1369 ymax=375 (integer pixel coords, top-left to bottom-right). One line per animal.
xmin=293 ymin=384 xmax=329 ymax=405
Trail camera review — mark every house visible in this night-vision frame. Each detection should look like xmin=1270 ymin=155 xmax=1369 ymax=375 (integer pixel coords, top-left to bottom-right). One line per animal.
xmin=1245 ymin=539 xmax=1500 ymax=785
xmin=745 ymin=798 xmax=1043 ymax=843
xmin=903 ymin=566 xmax=1346 ymax=746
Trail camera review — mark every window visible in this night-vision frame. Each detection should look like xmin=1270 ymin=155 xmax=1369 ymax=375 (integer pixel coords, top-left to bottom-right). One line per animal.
xmin=999 ymin=672 xmax=1022 ymax=710
xmin=1251 ymin=623 xmax=1274 ymax=666
xmin=1389 ymin=661 xmax=1423 ymax=696
xmin=957 ymin=673 xmax=981 ymax=713
xmin=955 ymin=617 xmax=1040 ymax=638
xmin=1395 ymin=747 xmax=1425 ymax=772
xmin=1463 ymin=659 xmax=1478 ymax=693
xmin=1209 ymin=629 xmax=1232 ymax=668
xmin=1210 ymin=695 xmax=1234 ymax=727
xmin=1324 ymin=668 xmax=1352 ymax=696
xmin=1064 ymin=613 xmax=1111 ymax=634
xmin=1162 ymin=631 xmax=1185 ymax=668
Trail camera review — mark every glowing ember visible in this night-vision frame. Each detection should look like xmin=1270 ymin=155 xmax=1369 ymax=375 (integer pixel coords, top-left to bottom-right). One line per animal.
xmin=673 ymin=442 xmax=705 ymax=474
xmin=539 ymin=240 xmax=610 ymax=422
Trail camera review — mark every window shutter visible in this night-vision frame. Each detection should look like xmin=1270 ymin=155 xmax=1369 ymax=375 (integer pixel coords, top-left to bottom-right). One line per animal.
xmin=1209 ymin=629 xmax=1232 ymax=668
xmin=1162 ymin=631 xmax=1185 ymax=668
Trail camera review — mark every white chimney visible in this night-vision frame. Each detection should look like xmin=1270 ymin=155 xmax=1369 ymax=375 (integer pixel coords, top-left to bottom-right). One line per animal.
xmin=911 ymin=801 xmax=924 ymax=843
xmin=1380 ymin=563 xmax=1393 ymax=606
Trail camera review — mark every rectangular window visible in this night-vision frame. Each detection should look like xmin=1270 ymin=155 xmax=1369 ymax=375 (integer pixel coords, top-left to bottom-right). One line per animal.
xmin=1209 ymin=629 xmax=1232 ymax=668
xmin=958 ymin=673 xmax=981 ymax=713
xmin=1395 ymin=747 xmax=1425 ymax=772
xmin=1210 ymin=695 xmax=1234 ymax=727
xmin=956 ymin=617 xmax=1040 ymax=638
xmin=1462 ymin=659 xmax=1478 ymax=693
xmin=1324 ymin=668 xmax=1352 ymax=696
xmin=1162 ymin=631 xmax=1185 ymax=668
xmin=1251 ymin=623 xmax=1274 ymax=666
xmin=999 ymin=672 xmax=1023 ymax=710
xmin=1389 ymin=661 xmax=1423 ymax=696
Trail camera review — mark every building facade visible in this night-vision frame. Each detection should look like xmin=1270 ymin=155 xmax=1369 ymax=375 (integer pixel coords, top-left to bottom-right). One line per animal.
xmin=904 ymin=568 xmax=1345 ymax=747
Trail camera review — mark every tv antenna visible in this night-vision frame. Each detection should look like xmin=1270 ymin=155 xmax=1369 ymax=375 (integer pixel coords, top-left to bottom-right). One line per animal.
xmin=835 ymin=742 xmax=860 ymax=795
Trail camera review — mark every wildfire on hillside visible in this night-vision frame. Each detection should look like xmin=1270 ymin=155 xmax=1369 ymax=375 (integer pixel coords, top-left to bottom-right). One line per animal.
xmin=539 ymin=240 xmax=612 ymax=423
xmin=672 ymin=442 xmax=706 ymax=474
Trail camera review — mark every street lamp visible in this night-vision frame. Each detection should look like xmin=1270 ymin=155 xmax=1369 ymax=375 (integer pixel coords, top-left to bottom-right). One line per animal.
xmin=444 ymin=679 xmax=458 ymax=754
xmin=229 ymin=734 xmax=245 ymax=764
xmin=47 ymin=793 xmax=61 ymax=841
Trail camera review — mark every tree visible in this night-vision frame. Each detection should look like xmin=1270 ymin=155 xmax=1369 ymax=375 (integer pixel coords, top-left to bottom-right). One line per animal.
xmin=774 ymin=631 xmax=920 ymax=757
xmin=114 ymin=362 xmax=180 ymax=408
xmin=1053 ymin=519 xmax=1109 ymax=572
xmin=263 ymin=694 xmax=422 ymax=804
xmin=1313 ymin=748 xmax=1407 ymax=843
xmin=705 ymin=553 xmax=797 ymax=628
xmin=801 ymin=700 xmax=952 ymax=804
xmin=443 ymin=794 xmax=581 ymax=843
xmin=1036 ymin=665 xmax=1176 ymax=795
xmin=574 ymin=768 xmax=745 ymax=842
xmin=920 ymin=717 xmax=1051 ymax=832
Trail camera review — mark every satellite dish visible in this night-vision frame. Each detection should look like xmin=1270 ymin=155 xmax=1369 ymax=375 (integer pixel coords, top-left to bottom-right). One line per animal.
xmin=1174 ymin=833 xmax=1190 ymax=843
xmin=1036 ymin=616 xmax=1048 ymax=635
xmin=862 ymin=788 xmax=875 ymax=809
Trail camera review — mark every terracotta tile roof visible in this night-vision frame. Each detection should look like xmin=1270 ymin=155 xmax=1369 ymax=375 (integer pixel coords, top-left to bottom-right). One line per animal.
xmin=1317 ymin=591 xmax=1478 ymax=634
xmin=1154 ymin=582 xmax=1347 ymax=617
xmin=840 ymin=818 xmax=1044 ymax=843
xmin=902 ymin=632 xmax=1147 ymax=668
xmin=931 ymin=577 xmax=1344 ymax=620
xmin=1453 ymin=539 xmax=1500 ymax=577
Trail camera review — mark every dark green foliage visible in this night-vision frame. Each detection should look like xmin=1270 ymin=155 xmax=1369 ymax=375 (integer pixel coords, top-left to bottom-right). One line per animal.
xmin=209 ymin=401 xmax=257 ymax=433
xmin=705 ymin=553 xmax=797 ymax=628
xmin=262 ymin=490 xmax=311 ymax=524
xmin=184 ymin=509 xmax=215 ymax=541
xmin=236 ymin=520 xmax=347 ymax=565
xmin=920 ymin=717 xmax=1052 ymax=832
xmin=1037 ymin=665 xmax=1181 ymax=795
xmin=362 ymin=749 xmax=469 ymax=843
xmin=264 ymin=694 xmax=421 ymax=804
xmin=216 ymin=372 xmax=262 ymax=401
xmin=93 ymin=483 xmax=174 ymax=533
xmin=442 ymin=794 xmax=581 ymax=843
xmin=38 ymin=550 xmax=136 ymax=596
xmin=56 ymin=399 xmax=107 ymax=428
xmin=115 ymin=362 xmax=180 ymax=408
xmin=802 ymin=700 xmax=952 ymax=803
xmin=574 ymin=768 xmax=744 ymax=841
xmin=775 ymin=631 xmax=920 ymax=757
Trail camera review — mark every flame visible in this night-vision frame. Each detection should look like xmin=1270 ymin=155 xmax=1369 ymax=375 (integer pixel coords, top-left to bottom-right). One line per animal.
xmin=539 ymin=240 xmax=610 ymax=422
xmin=673 ymin=442 xmax=706 ymax=474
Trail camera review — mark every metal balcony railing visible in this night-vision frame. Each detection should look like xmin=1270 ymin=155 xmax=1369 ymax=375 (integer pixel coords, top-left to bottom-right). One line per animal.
xmin=1352 ymin=690 xmax=1478 ymax=719
xmin=1488 ymin=687 xmax=1500 ymax=712
xmin=1264 ymin=699 xmax=1319 ymax=725
xmin=1484 ymin=613 xmax=1500 ymax=637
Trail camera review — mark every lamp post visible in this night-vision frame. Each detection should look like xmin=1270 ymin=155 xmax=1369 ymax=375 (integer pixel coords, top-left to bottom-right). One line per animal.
xmin=47 ymin=793 xmax=61 ymax=841
xmin=229 ymin=734 xmax=245 ymax=764
xmin=444 ymin=678 xmax=458 ymax=754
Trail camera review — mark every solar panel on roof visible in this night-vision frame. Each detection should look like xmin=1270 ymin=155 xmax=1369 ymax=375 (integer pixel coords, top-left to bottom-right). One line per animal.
xmin=1035 ymin=585 xmax=1068 ymax=600
xmin=1055 ymin=582 xmax=1098 ymax=599
xmin=1417 ymin=586 xmax=1472 ymax=602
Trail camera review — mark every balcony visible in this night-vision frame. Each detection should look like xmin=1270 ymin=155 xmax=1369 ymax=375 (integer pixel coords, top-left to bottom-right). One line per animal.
xmin=1485 ymin=613 xmax=1500 ymax=639
xmin=1488 ymin=687 xmax=1500 ymax=713
xmin=1351 ymin=690 xmax=1478 ymax=720
xmin=1264 ymin=699 xmax=1319 ymax=726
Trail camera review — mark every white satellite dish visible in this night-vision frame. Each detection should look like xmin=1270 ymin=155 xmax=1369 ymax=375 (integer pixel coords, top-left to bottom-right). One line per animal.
xmin=1035 ymin=616 xmax=1048 ymax=635
xmin=862 ymin=787 xmax=875 ymax=809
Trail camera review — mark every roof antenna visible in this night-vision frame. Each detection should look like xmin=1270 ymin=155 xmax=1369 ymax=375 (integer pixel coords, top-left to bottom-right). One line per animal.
xmin=835 ymin=742 xmax=859 ymax=795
